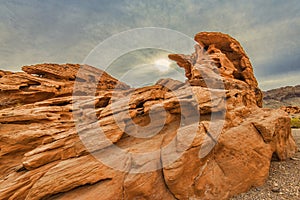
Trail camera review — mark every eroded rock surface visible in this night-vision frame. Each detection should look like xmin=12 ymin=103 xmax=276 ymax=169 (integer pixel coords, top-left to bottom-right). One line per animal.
xmin=0 ymin=32 xmax=297 ymax=200
xmin=281 ymin=106 xmax=300 ymax=116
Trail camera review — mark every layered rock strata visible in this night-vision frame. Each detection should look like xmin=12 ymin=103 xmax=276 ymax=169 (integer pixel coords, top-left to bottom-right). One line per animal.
xmin=0 ymin=32 xmax=297 ymax=200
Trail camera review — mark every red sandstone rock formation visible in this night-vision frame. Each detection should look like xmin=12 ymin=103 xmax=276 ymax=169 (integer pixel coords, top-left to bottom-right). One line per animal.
xmin=281 ymin=106 xmax=300 ymax=115
xmin=0 ymin=32 xmax=297 ymax=200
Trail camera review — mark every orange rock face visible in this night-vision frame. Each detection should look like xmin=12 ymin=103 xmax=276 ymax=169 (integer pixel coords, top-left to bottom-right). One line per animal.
xmin=281 ymin=106 xmax=300 ymax=115
xmin=0 ymin=32 xmax=297 ymax=200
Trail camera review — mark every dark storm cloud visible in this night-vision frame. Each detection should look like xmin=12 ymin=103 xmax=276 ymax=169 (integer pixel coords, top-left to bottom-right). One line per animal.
xmin=256 ymin=50 xmax=300 ymax=77
xmin=0 ymin=0 xmax=299 ymax=89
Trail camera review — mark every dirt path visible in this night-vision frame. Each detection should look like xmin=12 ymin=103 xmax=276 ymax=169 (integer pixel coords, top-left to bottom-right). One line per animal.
xmin=231 ymin=129 xmax=300 ymax=200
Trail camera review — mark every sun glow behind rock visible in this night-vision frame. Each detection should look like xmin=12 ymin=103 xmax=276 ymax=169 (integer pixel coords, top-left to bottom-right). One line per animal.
xmin=154 ymin=59 xmax=172 ymax=72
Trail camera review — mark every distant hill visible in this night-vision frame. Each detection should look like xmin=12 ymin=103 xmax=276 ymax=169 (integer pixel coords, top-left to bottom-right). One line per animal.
xmin=263 ymin=85 xmax=300 ymax=109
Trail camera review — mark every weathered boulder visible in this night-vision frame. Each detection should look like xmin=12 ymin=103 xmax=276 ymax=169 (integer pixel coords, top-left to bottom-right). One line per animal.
xmin=169 ymin=32 xmax=262 ymax=107
xmin=281 ymin=106 xmax=300 ymax=115
xmin=0 ymin=32 xmax=297 ymax=200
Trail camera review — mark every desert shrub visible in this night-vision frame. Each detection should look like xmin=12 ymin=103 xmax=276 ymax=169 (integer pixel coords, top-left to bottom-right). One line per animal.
xmin=291 ymin=117 xmax=300 ymax=128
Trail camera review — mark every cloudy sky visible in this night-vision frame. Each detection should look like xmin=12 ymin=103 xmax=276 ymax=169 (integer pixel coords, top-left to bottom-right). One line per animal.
xmin=0 ymin=0 xmax=299 ymax=90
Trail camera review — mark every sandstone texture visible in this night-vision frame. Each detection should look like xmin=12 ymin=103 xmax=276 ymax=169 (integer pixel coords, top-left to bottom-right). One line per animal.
xmin=0 ymin=32 xmax=297 ymax=200
xmin=281 ymin=106 xmax=300 ymax=116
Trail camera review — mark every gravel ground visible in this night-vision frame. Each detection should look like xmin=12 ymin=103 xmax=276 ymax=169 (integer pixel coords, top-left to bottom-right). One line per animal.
xmin=231 ymin=129 xmax=300 ymax=200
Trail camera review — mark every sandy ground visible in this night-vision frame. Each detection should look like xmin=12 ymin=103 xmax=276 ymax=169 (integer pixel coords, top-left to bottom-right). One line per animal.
xmin=231 ymin=129 xmax=300 ymax=199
